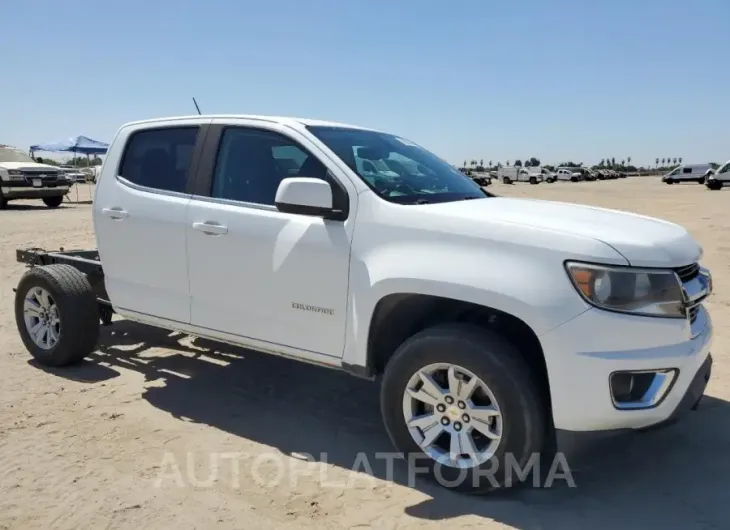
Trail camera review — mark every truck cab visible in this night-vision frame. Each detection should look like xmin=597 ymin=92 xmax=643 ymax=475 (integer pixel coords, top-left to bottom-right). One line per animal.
xmin=555 ymin=167 xmax=582 ymax=182
xmin=13 ymin=114 xmax=714 ymax=494
xmin=706 ymin=160 xmax=729 ymax=190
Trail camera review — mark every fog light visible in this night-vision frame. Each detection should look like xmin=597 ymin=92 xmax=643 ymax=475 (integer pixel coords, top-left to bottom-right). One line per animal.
xmin=610 ymin=369 xmax=677 ymax=410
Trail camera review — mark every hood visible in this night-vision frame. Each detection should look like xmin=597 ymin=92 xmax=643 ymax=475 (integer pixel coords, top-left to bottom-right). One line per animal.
xmin=425 ymin=197 xmax=701 ymax=268
xmin=0 ymin=161 xmax=60 ymax=171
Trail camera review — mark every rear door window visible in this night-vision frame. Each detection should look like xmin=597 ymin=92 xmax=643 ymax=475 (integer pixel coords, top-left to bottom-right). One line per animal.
xmin=119 ymin=127 xmax=200 ymax=193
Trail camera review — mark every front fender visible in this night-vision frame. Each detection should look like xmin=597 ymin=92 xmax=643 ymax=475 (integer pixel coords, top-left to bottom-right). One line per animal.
xmin=341 ymin=242 xmax=593 ymax=369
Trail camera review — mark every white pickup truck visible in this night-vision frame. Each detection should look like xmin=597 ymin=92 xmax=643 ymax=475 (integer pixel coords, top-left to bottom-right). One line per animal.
xmin=0 ymin=147 xmax=71 ymax=208
xmin=13 ymin=115 xmax=714 ymax=493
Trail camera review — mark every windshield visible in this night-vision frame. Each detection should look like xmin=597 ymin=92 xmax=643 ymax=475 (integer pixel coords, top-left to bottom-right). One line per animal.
xmin=0 ymin=148 xmax=35 ymax=164
xmin=307 ymin=126 xmax=486 ymax=204
xmin=718 ymin=162 xmax=730 ymax=175
xmin=666 ymin=167 xmax=680 ymax=176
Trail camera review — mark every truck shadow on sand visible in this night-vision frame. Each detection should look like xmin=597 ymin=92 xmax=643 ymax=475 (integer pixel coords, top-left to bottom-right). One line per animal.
xmin=48 ymin=319 xmax=730 ymax=529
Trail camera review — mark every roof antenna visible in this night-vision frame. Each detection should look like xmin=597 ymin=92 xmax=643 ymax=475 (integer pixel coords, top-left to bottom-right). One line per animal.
xmin=192 ymin=97 xmax=202 ymax=115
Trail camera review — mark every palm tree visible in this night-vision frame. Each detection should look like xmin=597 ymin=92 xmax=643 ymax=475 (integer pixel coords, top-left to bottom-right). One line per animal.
xmin=463 ymin=160 xmax=467 ymax=168
xmin=611 ymin=157 xmax=616 ymax=167
xmin=661 ymin=158 xmax=665 ymax=165
xmin=600 ymin=158 xmax=605 ymax=167
xmin=506 ymin=160 xmax=510 ymax=166
xmin=620 ymin=159 xmax=625 ymax=167
xmin=627 ymin=156 xmax=632 ymax=166
xmin=488 ymin=160 xmax=492 ymax=169
xmin=479 ymin=159 xmax=484 ymax=168
xmin=679 ymin=157 xmax=683 ymax=164
xmin=673 ymin=158 xmax=677 ymax=165
xmin=656 ymin=158 xmax=659 ymax=167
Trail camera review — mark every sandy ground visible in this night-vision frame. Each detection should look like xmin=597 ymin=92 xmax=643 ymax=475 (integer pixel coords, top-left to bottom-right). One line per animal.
xmin=1 ymin=179 xmax=729 ymax=530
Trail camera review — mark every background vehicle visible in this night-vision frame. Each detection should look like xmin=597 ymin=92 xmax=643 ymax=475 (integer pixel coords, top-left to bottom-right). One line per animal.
xmin=555 ymin=167 xmax=582 ymax=182
xmin=662 ymin=164 xmax=711 ymax=184
xmin=706 ymin=161 xmax=728 ymax=190
xmin=497 ymin=166 xmax=543 ymax=184
xmin=572 ymin=167 xmax=596 ymax=181
xmin=12 ymin=114 xmax=713 ymax=494
xmin=0 ymin=146 xmax=71 ymax=208
xmin=58 ymin=165 xmax=87 ymax=183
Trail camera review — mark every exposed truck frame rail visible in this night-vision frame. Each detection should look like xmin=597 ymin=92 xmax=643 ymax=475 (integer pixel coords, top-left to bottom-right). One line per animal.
xmin=16 ymin=247 xmax=114 ymax=324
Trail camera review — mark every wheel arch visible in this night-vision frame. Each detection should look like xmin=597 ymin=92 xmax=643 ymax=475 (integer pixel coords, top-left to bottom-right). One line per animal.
xmin=362 ymin=293 xmax=552 ymax=417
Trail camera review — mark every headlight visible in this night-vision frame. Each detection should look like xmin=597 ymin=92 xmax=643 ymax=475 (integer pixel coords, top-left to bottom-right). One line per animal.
xmin=565 ymin=261 xmax=685 ymax=318
xmin=7 ymin=170 xmax=25 ymax=181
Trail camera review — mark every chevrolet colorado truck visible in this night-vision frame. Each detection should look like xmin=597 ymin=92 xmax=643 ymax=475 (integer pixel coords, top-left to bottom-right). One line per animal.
xmin=13 ymin=115 xmax=714 ymax=492
xmin=0 ymin=147 xmax=71 ymax=208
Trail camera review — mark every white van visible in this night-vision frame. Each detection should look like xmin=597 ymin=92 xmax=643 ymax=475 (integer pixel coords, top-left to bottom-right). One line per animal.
xmin=706 ymin=160 xmax=729 ymax=190
xmin=662 ymin=164 xmax=711 ymax=184
xmin=497 ymin=166 xmax=543 ymax=184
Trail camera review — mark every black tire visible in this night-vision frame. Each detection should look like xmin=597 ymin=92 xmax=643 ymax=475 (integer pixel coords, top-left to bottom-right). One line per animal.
xmin=0 ymin=195 xmax=6 ymax=209
xmin=707 ymin=180 xmax=722 ymax=191
xmin=529 ymin=177 xmax=537 ymax=184
xmin=43 ymin=196 xmax=63 ymax=208
xmin=665 ymin=179 xmax=674 ymax=185
xmin=698 ymin=177 xmax=705 ymax=185
xmin=571 ymin=177 xmax=578 ymax=182
xmin=545 ymin=178 xmax=555 ymax=183
xmin=380 ymin=323 xmax=546 ymax=494
xmin=502 ymin=177 xmax=511 ymax=184
xmin=15 ymin=264 xmax=100 ymax=367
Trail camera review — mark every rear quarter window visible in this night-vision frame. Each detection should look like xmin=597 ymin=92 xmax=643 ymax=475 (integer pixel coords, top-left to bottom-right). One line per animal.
xmin=118 ymin=126 xmax=200 ymax=193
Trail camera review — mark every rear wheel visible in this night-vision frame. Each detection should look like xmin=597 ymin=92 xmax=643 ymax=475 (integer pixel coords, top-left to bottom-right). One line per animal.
xmin=380 ymin=323 xmax=546 ymax=493
xmin=529 ymin=177 xmax=537 ymax=185
xmin=502 ymin=177 xmax=512 ymax=184
xmin=0 ymin=194 xmax=7 ymax=210
xmin=43 ymin=196 xmax=63 ymax=208
xmin=15 ymin=264 xmax=100 ymax=367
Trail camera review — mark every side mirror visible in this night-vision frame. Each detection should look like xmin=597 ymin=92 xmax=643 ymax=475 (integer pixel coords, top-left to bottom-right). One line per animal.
xmin=275 ymin=177 xmax=334 ymax=218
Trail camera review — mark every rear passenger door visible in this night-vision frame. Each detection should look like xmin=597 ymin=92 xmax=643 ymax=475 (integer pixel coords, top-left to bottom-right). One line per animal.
xmin=94 ymin=119 xmax=209 ymax=323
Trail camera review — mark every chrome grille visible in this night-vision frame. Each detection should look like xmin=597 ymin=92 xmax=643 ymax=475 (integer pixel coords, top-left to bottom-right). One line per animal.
xmin=674 ymin=262 xmax=700 ymax=282
xmin=676 ymin=263 xmax=711 ymax=331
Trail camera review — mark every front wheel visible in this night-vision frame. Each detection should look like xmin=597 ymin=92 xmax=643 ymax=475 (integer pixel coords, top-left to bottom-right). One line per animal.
xmin=43 ymin=196 xmax=63 ymax=208
xmin=529 ymin=177 xmax=538 ymax=185
xmin=707 ymin=179 xmax=722 ymax=191
xmin=380 ymin=324 xmax=546 ymax=493
xmin=15 ymin=264 xmax=100 ymax=367
xmin=698 ymin=177 xmax=705 ymax=185
xmin=665 ymin=179 xmax=674 ymax=185
xmin=545 ymin=178 xmax=555 ymax=183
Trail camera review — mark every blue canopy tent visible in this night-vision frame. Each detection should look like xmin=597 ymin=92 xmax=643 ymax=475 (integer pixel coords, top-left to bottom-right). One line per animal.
xmin=30 ymin=136 xmax=109 ymax=202
xmin=30 ymin=135 xmax=109 ymax=156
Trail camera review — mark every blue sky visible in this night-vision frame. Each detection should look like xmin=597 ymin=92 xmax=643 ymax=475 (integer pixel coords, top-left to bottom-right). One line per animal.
xmin=2 ymin=0 xmax=728 ymax=166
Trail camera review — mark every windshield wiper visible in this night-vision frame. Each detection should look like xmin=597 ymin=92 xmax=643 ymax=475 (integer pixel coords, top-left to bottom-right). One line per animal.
xmin=412 ymin=198 xmax=431 ymax=204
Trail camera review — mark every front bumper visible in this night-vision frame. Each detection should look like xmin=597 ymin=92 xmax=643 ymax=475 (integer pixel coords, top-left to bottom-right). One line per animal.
xmin=2 ymin=185 xmax=70 ymax=199
xmin=540 ymin=304 xmax=713 ymax=432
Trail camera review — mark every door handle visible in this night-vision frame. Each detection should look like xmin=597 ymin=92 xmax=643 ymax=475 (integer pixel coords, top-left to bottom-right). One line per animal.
xmin=192 ymin=221 xmax=228 ymax=236
xmin=101 ymin=207 xmax=129 ymax=220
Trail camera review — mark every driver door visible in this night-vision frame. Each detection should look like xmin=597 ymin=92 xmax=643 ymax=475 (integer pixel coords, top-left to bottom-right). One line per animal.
xmin=185 ymin=119 xmax=357 ymax=358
